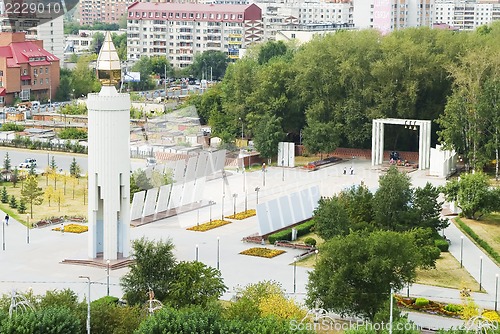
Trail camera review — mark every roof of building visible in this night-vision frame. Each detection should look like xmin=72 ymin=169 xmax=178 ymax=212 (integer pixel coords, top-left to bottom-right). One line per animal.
xmin=128 ymin=1 xmax=258 ymax=14
xmin=0 ymin=39 xmax=59 ymax=69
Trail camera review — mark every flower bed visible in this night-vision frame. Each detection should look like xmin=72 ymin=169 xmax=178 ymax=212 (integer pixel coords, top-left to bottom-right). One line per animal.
xmin=225 ymin=209 xmax=256 ymax=220
xmin=52 ymin=224 xmax=88 ymax=234
xmin=187 ymin=220 xmax=231 ymax=232
xmin=240 ymin=247 xmax=285 ymax=258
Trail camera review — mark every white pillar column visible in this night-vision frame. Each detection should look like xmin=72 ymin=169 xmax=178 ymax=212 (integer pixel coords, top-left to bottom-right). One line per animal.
xmin=372 ymin=120 xmax=377 ymax=166
xmin=418 ymin=123 xmax=424 ymax=170
xmin=378 ymin=122 xmax=384 ymax=164
xmin=426 ymin=122 xmax=432 ymax=169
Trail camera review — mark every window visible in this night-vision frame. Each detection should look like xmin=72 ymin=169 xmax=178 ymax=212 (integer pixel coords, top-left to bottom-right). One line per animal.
xmin=0 ymin=97 xmax=4 ymax=104
xmin=46 ymin=78 xmax=49 ymax=84
xmin=46 ymin=67 xmax=48 ymax=74
xmin=34 ymin=69 xmax=38 ymax=75
xmin=33 ymin=80 xmax=36 ymax=85
xmin=0 ymin=70 xmax=3 ymax=76
xmin=23 ymin=69 xmax=27 ymax=75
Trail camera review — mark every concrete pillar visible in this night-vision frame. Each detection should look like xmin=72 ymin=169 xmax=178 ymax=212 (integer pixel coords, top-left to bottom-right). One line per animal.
xmin=371 ymin=121 xmax=377 ymax=166
xmin=378 ymin=122 xmax=384 ymax=164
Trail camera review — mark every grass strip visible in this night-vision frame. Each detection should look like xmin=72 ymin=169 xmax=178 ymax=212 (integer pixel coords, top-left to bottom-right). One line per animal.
xmin=455 ymin=217 xmax=500 ymax=265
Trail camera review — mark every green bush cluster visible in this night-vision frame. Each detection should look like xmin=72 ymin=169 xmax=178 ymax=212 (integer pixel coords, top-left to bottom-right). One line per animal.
xmin=434 ymin=238 xmax=449 ymax=252
xmin=304 ymin=237 xmax=317 ymax=247
xmin=268 ymin=230 xmax=293 ymax=245
xmin=444 ymin=304 xmax=463 ymax=313
xmin=414 ymin=298 xmax=429 ymax=307
xmin=268 ymin=220 xmax=315 ymax=244
xmin=456 ymin=218 xmax=500 ymax=264
xmin=1 ymin=123 xmax=25 ymax=132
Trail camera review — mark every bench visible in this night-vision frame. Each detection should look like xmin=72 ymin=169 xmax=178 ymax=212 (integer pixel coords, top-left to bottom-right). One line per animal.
xmin=275 ymin=241 xmax=314 ymax=250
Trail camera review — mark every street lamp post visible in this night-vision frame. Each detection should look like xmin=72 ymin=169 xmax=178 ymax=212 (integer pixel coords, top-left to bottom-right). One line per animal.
xmin=79 ymin=276 xmax=91 ymax=334
xmin=217 ymin=237 xmax=220 ymax=270
xmin=460 ymin=236 xmax=464 ymax=268
xmin=255 ymin=187 xmax=260 ymax=205
xmin=293 ymin=257 xmax=297 ymax=294
xmin=238 ymin=117 xmax=243 ymax=141
xmin=480 ymin=256 xmax=483 ymax=291
xmin=232 ymin=194 xmax=238 ymax=216
xmin=282 ymin=159 xmax=285 ymax=182
xmin=106 ymin=259 xmax=110 ymax=296
xmin=196 ymin=244 xmax=199 ymax=261
xmin=2 ymin=216 xmax=5 ymax=251
xmin=496 ymin=274 xmax=499 ymax=312
xmin=26 ymin=215 xmax=30 ymax=244
xmin=209 ymin=200 xmax=215 ymax=222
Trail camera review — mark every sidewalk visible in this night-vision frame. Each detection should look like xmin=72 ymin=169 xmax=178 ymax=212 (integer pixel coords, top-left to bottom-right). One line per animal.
xmin=0 ymin=159 xmax=498 ymax=331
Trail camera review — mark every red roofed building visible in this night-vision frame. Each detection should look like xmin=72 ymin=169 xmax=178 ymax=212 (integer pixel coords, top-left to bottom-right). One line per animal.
xmin=0 ymin=32 xmax=60 ymax=107
xmin=127 ymin=2 xmax=263 ymax=67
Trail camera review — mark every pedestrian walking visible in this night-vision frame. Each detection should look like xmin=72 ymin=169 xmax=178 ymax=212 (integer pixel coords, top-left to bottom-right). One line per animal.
xmin=4 ymin=214 xmax=9 ymax=226
xmin=350 ymin=167 xmax=354 ymax=175
xmin=343 ymin=167 xmax=346 ymax=175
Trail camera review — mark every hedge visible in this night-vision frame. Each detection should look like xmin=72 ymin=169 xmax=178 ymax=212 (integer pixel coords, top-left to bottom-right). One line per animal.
xmin=434 ymin=238 xmax=449 ymax=252
xmin=456 ymin=218 xmax=500 ymax=264
xmin=268 ymin=220 xmax=315 ymax=244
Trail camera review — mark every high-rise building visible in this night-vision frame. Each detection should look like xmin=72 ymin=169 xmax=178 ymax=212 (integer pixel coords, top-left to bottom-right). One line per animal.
xmin=126 ymin=2 xmax=263 ymax=66
xmin=79 ymin=0 xmax=130 ymax=26
xmin=353 ymin=0 xmax=434 ymax=33
xmin=434 ymin=0 xmax=500 ymax=30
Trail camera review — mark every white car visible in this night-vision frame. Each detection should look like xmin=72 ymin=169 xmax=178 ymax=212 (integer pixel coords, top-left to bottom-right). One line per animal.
xmin=146 ymin=157 xmax=157 ymax=167
xmin=19 ymin=158 xmax=37 ymax=169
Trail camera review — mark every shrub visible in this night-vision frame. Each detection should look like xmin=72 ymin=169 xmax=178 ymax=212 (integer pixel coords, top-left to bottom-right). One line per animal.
xmin=18 ymin=198 xmax=26 ymax=214
xmin=444 ymin=304 xmax=463 ymax=313
xmin=296 ymin=220 xmax=315 ymax=237
xmin=456 ymin=218 xmax=500 ymax=264
xmin=304 ymin=237 xmax=317 ymax=247
xmin=1 ymin=186 xmax=8 ymax=203
xmin=435 ymin=238 xmax=449 ymax=252
xmin=483 ymin=310 xmax=500 ymax=322
xmin=414 ymin=298 xmax=429 ymax=307
xmin=268 ymin=229 xmax=293 ymax=244
xmin=9 ymin=195 xmax=17 ymax=208
xmin=268 ymin=220 xmax=314 ymax=244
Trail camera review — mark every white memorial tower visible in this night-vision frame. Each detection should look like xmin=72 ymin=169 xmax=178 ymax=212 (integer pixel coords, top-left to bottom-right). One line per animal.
xmin=87 ymin=32 xmax=131 ymax=260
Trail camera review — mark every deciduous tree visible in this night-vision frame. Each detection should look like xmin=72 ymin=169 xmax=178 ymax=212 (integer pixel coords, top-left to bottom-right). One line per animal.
xmin=21 ymin=175 xmax=44 ymax=218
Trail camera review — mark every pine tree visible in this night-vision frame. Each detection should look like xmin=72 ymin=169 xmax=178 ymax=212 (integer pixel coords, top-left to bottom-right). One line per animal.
xmin=50 ymin=156 xmax=58 ymax=171
xmin=17 ymin=198 xmax=27 ymax=214
xmin=69 ymin=158 xmax=81 ymax=178
xmin=3 ymin=152 xmax=11 ymax=172
xmin=9 ymin=195 xmax=17 ymax=208
xmin=28 ymin=163 xmax=36 ymax=176
xmin=1 ymin=186 xmax=8 ymax=203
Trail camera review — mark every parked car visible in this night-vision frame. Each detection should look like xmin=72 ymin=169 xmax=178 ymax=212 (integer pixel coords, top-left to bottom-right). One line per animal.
xmin=146 ymin=157 xmax=157 ymax=167
xmin=19 ymin=158 xmax=37 ymax=169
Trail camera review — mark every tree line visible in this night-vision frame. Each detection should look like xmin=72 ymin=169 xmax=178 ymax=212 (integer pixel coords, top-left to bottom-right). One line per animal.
xmin=188 ymin=23 xmax=500 ymax=165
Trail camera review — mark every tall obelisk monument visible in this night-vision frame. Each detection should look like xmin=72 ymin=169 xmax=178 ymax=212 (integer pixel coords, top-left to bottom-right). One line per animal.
xmin=87 ymin=32 xmax=130 ymax=260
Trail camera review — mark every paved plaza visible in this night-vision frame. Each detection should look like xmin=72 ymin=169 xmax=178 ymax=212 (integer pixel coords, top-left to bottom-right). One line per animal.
xmin=0 ymin=158 xmax=498 ymax=329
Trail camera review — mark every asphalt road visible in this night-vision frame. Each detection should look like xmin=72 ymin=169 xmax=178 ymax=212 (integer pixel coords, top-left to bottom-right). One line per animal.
xmin=0 ymin=148 xmax=144 ymax=173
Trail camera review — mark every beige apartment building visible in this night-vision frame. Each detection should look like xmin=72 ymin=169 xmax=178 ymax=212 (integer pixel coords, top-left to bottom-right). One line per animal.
xmin=126 ymin=2 xmax=263 ymax=67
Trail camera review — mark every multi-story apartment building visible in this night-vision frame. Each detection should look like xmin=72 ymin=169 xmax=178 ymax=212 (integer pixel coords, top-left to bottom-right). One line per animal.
xmin=126 ymin=2 xmax=263 ymax=67
xmin=0 ymin=32 xmax=60 ymax=106
xmin=65 ymin=29 xmax=126 ymax=54
xmin=353 ymin=0 xmax=434 ymax=33
xmin=255 ymin=0 xmax=353 ymax=39
xmin=434 ymin=0 xmax=500 ymax=30
xmin=79 ymin=0 xmax=130 ymax=26
xmin=0 ymin=16 xmax=64 ymax=66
